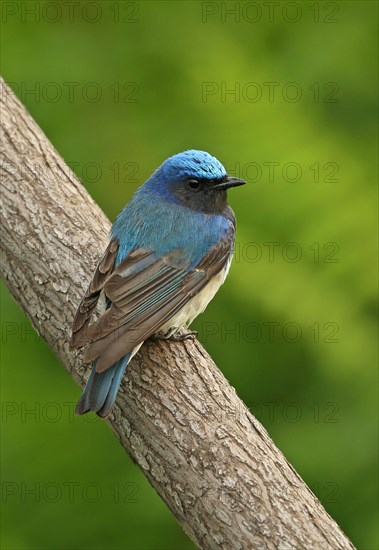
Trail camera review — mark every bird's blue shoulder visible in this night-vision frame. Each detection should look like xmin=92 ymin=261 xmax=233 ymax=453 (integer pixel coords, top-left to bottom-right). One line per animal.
xmin=111 ymin=185 xmax=234 ymax=268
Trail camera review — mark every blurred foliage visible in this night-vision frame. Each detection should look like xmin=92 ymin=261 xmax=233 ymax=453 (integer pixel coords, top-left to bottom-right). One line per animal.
xmin=1 ymin=1 xmax=378 ymax=549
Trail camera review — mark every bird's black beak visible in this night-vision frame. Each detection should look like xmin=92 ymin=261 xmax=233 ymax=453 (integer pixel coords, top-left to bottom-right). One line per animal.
xmin=212 ymin=176 xmax=247 ymax=191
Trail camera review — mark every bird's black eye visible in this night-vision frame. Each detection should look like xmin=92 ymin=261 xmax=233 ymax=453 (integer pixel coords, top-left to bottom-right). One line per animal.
xmin=188 ymin=179 xmax=200 ymax=190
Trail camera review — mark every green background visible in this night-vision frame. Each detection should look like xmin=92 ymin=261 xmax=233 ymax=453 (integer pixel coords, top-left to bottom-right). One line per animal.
xmin=1 ymin=1 xmax=377 ymax=549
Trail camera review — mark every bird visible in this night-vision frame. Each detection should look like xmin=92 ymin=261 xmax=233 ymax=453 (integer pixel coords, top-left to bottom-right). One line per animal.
xmin=70 ymin=149 xmax=246 ymax=417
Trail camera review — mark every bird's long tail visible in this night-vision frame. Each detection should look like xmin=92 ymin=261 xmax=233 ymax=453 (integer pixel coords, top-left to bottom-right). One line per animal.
xmin=75 ymin=353 xmax=130 ymax=417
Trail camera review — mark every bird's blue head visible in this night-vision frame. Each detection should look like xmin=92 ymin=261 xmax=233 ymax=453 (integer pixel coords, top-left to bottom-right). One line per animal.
xmin=144 ymin=150 xmax=246 ymax=214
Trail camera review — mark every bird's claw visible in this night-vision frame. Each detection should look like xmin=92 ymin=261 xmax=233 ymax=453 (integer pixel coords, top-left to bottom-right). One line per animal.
xmin=151 ymin=330 xmax=198 ymax=342
xmin=171 ymin=330 xmax=198 ymax=342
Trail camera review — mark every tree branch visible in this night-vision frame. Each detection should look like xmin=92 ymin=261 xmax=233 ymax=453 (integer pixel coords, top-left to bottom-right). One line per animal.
xmin=0 ymin=78 xmax=355 ymax=550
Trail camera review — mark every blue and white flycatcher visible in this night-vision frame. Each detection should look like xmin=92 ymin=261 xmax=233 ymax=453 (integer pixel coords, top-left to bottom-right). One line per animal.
xmin=71 ymin=150 xmax=246 ymax=417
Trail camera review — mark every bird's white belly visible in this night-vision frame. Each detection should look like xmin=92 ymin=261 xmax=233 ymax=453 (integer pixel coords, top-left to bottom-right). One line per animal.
xmin=159 ymin=255 xmax=232 ymax=334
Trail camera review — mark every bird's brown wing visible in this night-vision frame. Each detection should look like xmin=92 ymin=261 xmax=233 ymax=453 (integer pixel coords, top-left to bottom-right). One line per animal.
xmin=70 ymin=239 xmax=119 ymax=349
xmin=71 ymin=233 xmax=233 ymax=373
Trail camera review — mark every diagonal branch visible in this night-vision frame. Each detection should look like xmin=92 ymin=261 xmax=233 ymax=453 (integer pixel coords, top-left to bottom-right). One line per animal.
xmin=0 ymin=78 xmax=355 ymax=550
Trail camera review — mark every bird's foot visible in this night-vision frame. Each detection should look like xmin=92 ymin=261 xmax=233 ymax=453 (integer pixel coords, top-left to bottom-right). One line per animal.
xmin=151 ymin=330 xmax=198 ymax=342
xmin=170 ymin=330 xmax=198 ymax=342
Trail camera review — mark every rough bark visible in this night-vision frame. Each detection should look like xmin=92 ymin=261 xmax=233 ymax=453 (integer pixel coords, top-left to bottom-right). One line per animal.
xmin=0 ymin=77 xmax=355 ymax=550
